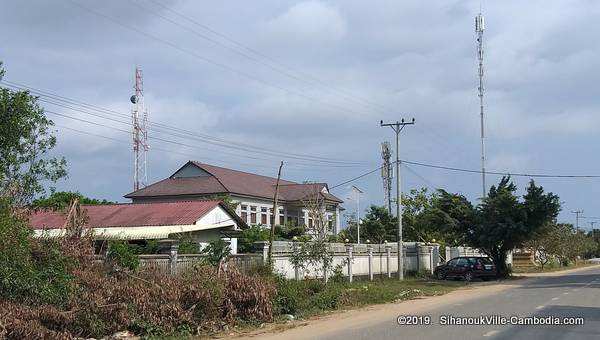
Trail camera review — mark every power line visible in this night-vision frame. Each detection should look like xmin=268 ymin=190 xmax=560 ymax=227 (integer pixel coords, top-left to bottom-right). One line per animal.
xmin=330 ymin=166 xmax=384 ymax=190
xmin=141 ymin=0 xmax=392 ymax=114
xmin=402 ymin=160 xmax=600 ymax=178
xmin=330 ymin=159 xmax=600 ymax=191
xmin=66 ymin=0 xmax=370 ymax=119
xmin=1 ymin=81 xmax=369 ymax=166
xmin=46 ymin=110 xmax=366 ymax=169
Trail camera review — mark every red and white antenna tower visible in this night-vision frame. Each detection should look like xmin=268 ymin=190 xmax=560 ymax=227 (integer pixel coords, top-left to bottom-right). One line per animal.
xmin=131 ymin=67 xmax=149 ymax=191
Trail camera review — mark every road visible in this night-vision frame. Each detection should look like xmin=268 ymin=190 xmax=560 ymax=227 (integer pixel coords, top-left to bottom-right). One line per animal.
xmin=242 ymin=266 xmax=600 ymax=340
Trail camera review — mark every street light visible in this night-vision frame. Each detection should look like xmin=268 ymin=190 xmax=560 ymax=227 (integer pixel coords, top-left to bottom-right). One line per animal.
xmin=347 ymin=185 xmax=364 ymax=244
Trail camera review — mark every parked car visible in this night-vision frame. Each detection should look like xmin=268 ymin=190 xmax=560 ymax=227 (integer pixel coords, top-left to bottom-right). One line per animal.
xmin=434 ymin=256 xmax=496 ymax=281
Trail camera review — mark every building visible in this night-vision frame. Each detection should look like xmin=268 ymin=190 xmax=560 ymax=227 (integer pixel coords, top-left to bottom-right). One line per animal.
xmin=29 ymin=200 xmax=246 ymax=253
xmin=124 ymin=161 xmax=343 ymax=234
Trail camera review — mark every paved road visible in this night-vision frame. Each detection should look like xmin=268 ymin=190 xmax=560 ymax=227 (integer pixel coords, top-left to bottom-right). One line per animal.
xmin=248 ymin=266 xmax=600 ymax=340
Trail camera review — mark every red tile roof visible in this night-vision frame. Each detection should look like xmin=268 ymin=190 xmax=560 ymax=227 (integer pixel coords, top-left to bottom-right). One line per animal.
xmin=125 ymin=161 xmax=343 ymax=203
xmin=29 ymin=200 xmax=225 ymax=230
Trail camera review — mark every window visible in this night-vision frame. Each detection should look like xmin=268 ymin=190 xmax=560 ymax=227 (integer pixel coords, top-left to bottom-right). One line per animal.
xmin=447 ymin=258 xmax=458 ymax=266
xmin=456 ymin=258 xmax=469 ymax=266
xmin=279 ymin=215 xmax=285 ymax=225
xmin=240 ymin=211 xmax=247 ymax=222
xmin=241 ymin=205 xmax=247 ymax=211
xmin=250 ymin=206 xmax=256 ymax=212
xmin=261 ymin=212 xmax=267 ymax=224
xmin=250 ymin=212 xmax=257 ymax=224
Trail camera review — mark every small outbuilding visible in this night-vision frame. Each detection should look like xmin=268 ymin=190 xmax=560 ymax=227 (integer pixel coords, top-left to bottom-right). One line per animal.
xmin=28 ymin=200 xmax=246 ymax=253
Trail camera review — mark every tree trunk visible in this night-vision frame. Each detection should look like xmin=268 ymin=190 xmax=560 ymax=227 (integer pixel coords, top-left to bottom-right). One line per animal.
xmin=491 ymin=250 xmax=509 ymax=278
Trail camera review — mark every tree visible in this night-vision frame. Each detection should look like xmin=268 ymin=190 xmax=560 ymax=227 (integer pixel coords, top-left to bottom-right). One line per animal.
xmin=290 ymin=185 xmax=335 ymax=282
xmin=0 ymin=63 xmax=66 ymax=205
xmin=31 ymin=190 xmax=113 ymax=210
xmin=429 ymin=177 xmax=560 ymax=278
xmin=344 ymin=206 xmax=396 ymax=244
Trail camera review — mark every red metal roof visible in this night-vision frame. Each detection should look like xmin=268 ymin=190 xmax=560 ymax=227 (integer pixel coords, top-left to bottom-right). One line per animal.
xmin=124 ymin=161 xmax=343 ymax=203
xmin=29 ymin=200 xmax=223 ymax=230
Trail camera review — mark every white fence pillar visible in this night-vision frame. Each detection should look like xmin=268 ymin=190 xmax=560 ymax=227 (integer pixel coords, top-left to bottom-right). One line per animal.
xmin=385 ymin=244 xmax=391 ymax=278
xmin=367 ymin=244 xmax=373 ymax=281
xmin=347 ymin=244 xmax=353 ymax=283
xmin=169 ymin=243 xmax=179 ymax=275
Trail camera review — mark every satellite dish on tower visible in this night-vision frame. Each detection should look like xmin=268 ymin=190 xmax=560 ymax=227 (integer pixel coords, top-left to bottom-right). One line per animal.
xmin=130 ymin=95 xmax=138 ymax=104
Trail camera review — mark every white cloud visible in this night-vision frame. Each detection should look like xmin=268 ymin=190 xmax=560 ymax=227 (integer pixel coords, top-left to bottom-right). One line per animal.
xmin=262 ymin=1 xmax=346 ymax=45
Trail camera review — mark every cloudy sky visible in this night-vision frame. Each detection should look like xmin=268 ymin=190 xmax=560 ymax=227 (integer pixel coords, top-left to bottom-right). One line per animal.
xmin=2 ymin=0 xmax=600 ymax=229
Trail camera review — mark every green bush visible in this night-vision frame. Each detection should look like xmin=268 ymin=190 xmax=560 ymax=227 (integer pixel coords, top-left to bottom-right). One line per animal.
xmin=0 ymin=201 xmax=74 ymax=306
xmin=107 ymin=240 xmax=140 ymax=271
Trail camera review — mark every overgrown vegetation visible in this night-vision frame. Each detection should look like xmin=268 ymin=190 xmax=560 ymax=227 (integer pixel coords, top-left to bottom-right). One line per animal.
xmin=0 ymin=208 xmax=276 ymax=339
xmin=267 ymin=273 xmax=463 ymax=319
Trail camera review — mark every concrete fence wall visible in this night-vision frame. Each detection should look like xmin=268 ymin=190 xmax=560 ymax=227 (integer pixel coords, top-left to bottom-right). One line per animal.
xmin=259 ymin=241 xmax=442 ymax=280
xmin=112 ymin=241 xmax=443 ymax=281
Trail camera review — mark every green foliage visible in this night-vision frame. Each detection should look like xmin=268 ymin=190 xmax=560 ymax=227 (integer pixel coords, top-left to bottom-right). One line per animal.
xmin=0 ymin=199 xmax=74 ymax=306
xmin=238 ymin=225 xmax=271 ymax=253
xmin=275 ymin=223 xmax=306 ymax=240
xmin=429 ymin=177 xmax=561 ymax=278
xmin=108 ymin=240 xmax=140 ymax=271
xmin=0 ymin=64 xmax=67 ymax=205
xmin=177 ymin=234 xmax=199 ymax=254
xmin=201 ymin=239 xmax=231 ymax=267
xmin=342 ymin=205 xmax=398 ymax=243
xmin=272 ymin=275 xmax=463 ymax=318
xmin=31 ymin=190 xmax=113 ymax=210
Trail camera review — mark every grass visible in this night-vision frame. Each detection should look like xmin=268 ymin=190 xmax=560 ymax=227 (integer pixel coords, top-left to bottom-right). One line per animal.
xmin=272 ymin=275 xmax=465 ymax=319
xmin=512 ymin=261 xmax=599 ymax=274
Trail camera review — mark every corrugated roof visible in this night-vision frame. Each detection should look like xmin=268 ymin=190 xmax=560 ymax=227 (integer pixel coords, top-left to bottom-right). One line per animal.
xmin=124 ymin=176 xmax=227 ymax=198
xmin=29 ymin=200 xmax=223 ymax=230
xmin=124 ymin=161 xmax=343 ymax=203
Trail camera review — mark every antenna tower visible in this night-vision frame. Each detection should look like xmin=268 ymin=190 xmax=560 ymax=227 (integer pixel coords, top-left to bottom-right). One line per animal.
xmin=381 ymin=141 xmax=392 ymax=213
xmin=131 ymin=67 xmax=149 ymax=191
xmin=476 ymin=9 xmax=486 ymax=197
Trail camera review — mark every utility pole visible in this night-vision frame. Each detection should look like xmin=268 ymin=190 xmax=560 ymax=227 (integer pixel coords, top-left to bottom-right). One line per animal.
xmin=571 ymin=210 xmax=583 ymax=233
xmin=380 ymin=118 xmax=415 ymax=281
xmin=268 ymin=161 xmax=284 ymax=266
xmin=349 ymin=186 xmax=363 ymax=244
xmin=588 ymin=221 xmax=596 ymax=233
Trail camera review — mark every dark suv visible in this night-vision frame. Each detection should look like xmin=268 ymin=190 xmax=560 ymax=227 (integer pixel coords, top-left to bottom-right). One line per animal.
xmin=434 ymin=256 xmax=496 ymax=281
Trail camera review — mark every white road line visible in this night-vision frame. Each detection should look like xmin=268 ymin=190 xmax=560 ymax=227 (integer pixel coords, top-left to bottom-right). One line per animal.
xmin=572 ymin=289 xmax=579 ymax=292
xmin=552 ymin=297 xmax=559 ymax=301
xmin=535 ymin=305 xmax=545 ymax=310
xmin=483 ymin=330 xmax=500 ymax=337
xmin=563 ymin=292 xmax=569 ymax=295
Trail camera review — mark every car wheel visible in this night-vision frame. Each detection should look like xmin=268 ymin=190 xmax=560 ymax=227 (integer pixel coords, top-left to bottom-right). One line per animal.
xmin=435 ymin=271 xmax=446 ymax=280
xmin=463 ymin=271 xmax=473 ymax=282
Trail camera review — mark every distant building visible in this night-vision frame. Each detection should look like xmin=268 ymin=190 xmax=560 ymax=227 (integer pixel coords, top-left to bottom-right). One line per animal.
xmin=29 ymin=200 xmax=245 ymax=253
xmin=124 ymin=161 xmax=343 ymax=234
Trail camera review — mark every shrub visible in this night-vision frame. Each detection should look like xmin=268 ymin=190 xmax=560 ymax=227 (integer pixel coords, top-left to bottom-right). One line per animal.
xmin=0 ymin=201 xmax=75 ymax=306
xmin=107 ymin=240 xmax=139 ymax=271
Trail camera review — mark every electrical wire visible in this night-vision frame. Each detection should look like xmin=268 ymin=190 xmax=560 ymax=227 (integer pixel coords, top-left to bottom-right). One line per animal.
xmin=136 ymin=0 xmax=392 ymax=115
xmin=66 ymin=0 xmax=369 ymax=118
xmin=1 ymin=81 xmax=369 ymax=166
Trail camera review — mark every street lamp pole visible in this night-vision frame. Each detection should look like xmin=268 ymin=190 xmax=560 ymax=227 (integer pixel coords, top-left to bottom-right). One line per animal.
xmin=380 ymin=118 xmax=415 ymax=280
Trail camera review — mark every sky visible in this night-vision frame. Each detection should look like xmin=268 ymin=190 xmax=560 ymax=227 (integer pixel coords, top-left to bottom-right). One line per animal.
xmin=2 ymin=0 xmax=600 ymax=231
